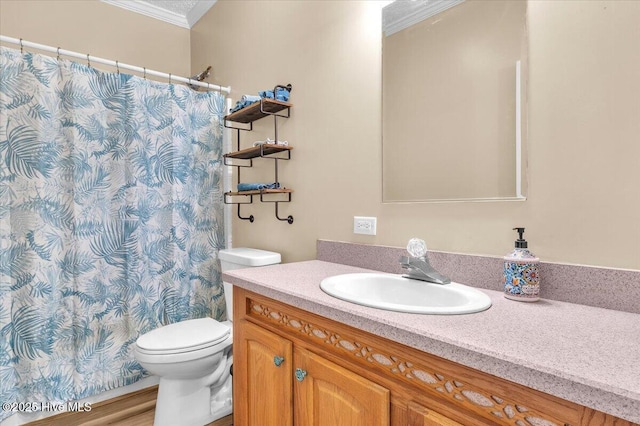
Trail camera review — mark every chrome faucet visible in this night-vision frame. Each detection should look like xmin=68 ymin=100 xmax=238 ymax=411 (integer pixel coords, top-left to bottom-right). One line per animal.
xmin=400 ymin=238 xmax=451 ymax=284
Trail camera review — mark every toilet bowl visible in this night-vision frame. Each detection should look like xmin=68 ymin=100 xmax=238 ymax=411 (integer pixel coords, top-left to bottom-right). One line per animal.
xmin=134 ymin=248 xmax=281 ymax=426
xmin=134 ymin=318 xmax=233 ymax=426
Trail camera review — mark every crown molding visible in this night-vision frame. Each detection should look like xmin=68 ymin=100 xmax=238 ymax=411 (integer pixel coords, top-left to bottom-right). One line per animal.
xmin=101 ymin=0 xmax=217 ymax=29
xmin=383 ymin=0 xmax=465 ymax=37
xmin=186 ymin=0 xmax=217 ymax=28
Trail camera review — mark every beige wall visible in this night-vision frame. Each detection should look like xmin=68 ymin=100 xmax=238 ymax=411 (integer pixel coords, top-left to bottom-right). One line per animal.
xmin=193 ymin=0 xmax=640 ymax=270
xmin=0 ymin=0 xmax=191 ymax=77
xmin=3 ymin=0 xmax=635 ymax=270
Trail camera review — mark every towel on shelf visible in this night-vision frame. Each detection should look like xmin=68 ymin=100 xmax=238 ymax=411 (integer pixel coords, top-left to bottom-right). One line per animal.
xmin=230 ymin=87 xmax=291 ymax=113
xmin=229 ymin=98 xmax=259 ymax=113
xmin=259 ymin=88 xmax=290 ymax=102
xmin=241 ymin=94 xmax=261 ymax=103
xmin=237 ymin=182 xmax=281 ymax=192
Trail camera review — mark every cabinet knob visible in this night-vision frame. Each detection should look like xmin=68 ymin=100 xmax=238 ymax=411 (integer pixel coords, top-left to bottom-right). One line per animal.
xmin=295 ymin=368 xmax=307 ymax=382
xmin=273 ymin=356 xmax=285 ymax=367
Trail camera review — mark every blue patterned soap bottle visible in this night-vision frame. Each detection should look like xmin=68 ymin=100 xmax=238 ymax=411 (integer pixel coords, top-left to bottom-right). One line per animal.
xmin=503 ymin=227 xmax=540 ymax=302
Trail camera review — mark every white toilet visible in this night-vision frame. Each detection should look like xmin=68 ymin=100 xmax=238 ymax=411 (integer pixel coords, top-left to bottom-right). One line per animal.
xmin=133 ymin=248 xmax=281 ymax=426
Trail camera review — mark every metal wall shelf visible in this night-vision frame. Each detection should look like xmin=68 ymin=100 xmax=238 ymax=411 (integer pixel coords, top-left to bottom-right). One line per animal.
xmin=223 ymin=84 xmax=294 ymax=224
xmin=223 ymin=144 xmax=292 ymax=167
xmin=224 ymin=98 xmax=292 ymax=127
xmin=226 ymin=189 xmax=293 ymax=196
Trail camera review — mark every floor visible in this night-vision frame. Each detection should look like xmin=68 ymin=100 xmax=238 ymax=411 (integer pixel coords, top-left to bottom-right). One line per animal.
xmin=116 ymin=413 xmax=233 ymax=426
xmin=111 ymin=413 xmax=233 ymax=426
xmin=25 ymin=386 xmax=233 ymax=426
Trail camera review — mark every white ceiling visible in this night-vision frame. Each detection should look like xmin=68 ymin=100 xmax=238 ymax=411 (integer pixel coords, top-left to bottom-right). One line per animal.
xmin=100 ymin=0 xmax=217 ymax=29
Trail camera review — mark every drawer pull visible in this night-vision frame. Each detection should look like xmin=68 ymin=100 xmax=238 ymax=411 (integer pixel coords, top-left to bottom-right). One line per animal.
xmin=274 ymin=356 xmax=285 ymax=367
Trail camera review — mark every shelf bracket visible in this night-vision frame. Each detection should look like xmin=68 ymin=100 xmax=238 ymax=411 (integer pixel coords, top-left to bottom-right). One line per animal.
xmin=224 ymin=120 xmax=253 ymax=132
xmin=224 ymin=193 xmax=255 ymax=223
xmin=259 ymin=100 xmax=291 ymax=119
xmin=224 ymin=192 xmax=254 ymax=205
xmin=260 ymin=191 xmax=293 ymax=224
xmin=237 ymin=204 xmax=254 ymax=223
xmin=259 ymin=144 xmax=291 ymax=160
xmin=275 ymin=202 xmax=294 ymax=224
xmin=223 ymin=156 xmax=253 ymax=167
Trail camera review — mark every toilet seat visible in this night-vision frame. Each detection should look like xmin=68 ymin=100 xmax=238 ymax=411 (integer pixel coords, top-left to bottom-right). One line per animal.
xmin=134 ymin=333 xmax=232 ymax=365
xmin=136 ymin=318 xmax=230 ymax=355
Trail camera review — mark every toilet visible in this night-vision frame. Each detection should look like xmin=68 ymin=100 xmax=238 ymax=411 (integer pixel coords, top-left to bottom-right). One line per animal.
xmin=133 ymin=248 xmax=281 ymax=426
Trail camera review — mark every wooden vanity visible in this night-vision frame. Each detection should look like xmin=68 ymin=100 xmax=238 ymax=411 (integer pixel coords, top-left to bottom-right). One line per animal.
xmin=233 ymin=287 xmax=636 ymax=426
xmin=226 ymin=260 xmax=640 ymax=426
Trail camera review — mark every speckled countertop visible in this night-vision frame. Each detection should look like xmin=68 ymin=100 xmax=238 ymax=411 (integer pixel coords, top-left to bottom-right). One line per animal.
xmin=223 ymin=260 xmax=640 ymax=423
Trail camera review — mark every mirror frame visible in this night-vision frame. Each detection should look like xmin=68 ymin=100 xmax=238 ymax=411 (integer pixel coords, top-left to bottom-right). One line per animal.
xmin=381 ymin=0 xmax=528 ymax=203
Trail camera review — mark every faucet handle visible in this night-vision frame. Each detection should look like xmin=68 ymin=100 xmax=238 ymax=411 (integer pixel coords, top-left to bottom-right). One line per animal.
xmin=407 ymin=238 xmax=428 ymax=258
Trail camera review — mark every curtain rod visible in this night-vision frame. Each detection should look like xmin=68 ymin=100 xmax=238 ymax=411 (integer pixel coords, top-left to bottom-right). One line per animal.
xmin=0 ymin=35 xmax=231 ymax=94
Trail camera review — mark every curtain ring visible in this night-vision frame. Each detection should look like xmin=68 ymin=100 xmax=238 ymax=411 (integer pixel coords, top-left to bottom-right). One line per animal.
xmin=19 ymin=38 xmax=24 ymax=54
xmin=143 ymin=67 xmax=146 ymax=79
xmin=87 ymin=54 xmax=91 ymax=68
xmin=116 ymin=60 xmax=120 ymax=75
xmin=169 ymin=73 xmax=172 ymax=84
xmin=56 ymin=47 xmax=61 ymax=61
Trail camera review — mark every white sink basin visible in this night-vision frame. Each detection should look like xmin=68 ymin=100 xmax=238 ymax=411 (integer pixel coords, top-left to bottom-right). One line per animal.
xmin=320 ymin=273 xmax=491 ymax=315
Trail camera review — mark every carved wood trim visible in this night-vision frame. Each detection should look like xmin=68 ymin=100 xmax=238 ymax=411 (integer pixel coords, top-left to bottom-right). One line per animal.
xmin=247 ymin=298 xmax=572 ymax=426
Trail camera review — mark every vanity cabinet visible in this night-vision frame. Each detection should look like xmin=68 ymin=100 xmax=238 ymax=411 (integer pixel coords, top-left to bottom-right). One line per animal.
xmin=294 ymin=346 xmax=389 ymax=425
xmin=234 ymin=319 xmax=389 ymax=426
xmin=233 ymin=287 xmax=638 ymax=426
xmin=234 ymin=319 xmax=293 ymax=426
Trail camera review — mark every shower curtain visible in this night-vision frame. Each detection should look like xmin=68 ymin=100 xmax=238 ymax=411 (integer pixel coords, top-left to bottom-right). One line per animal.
xmin=0 ymin=46 xmax=226 ymax=418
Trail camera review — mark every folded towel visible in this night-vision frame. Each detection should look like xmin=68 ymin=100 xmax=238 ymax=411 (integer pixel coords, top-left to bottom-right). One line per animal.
xmin=237 ymin=182 xmax=281 ymax=192
xmin=230 ymin=87 xmax=290 ymax=113
xmin=229 ymin=99 xmax=259 ymax=113
xmin=259 ymin=88 xmax=290 ymax=102
xmin=230 ymin=101 xmax=257 ymax=112
xmin=241 ymin=94 xmax=261 ymax=103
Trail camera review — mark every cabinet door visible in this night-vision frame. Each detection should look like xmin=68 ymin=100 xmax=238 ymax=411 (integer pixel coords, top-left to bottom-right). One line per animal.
xmin=294 ymin=347 xmax=390 ymax=426
xmin=407 ymin=401 xmax=463 ymax=426
xmin=234 ymin=320 xmax=293 ymax=426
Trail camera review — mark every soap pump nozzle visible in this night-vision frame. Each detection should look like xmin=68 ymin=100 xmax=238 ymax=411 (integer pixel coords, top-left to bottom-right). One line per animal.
xmin=513 ymin=227 xmax=528 ymax=249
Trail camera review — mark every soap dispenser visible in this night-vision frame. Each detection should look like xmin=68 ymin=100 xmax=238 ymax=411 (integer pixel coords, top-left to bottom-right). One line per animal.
xmin=503 ymin=227 xmax=540 ymax=302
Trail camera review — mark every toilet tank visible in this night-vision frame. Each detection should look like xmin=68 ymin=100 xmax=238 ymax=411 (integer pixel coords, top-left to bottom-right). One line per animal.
xmin=219 ymin=248 xmax=281 ymax=321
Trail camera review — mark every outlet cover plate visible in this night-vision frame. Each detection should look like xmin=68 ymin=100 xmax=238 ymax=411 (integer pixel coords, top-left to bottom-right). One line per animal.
xmin=353 ymin=216 xmax=377 ymax=235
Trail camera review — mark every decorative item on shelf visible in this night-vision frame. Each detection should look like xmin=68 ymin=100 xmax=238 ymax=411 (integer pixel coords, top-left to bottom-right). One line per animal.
xmin=223 ymin=84 xmax=294 ymax=224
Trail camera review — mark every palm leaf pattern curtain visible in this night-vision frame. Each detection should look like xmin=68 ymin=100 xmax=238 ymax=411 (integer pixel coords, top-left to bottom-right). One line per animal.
xmin=0 ymin=46 xmax=226 ymax=419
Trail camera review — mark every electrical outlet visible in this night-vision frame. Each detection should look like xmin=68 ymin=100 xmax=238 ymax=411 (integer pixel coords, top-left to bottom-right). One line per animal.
xmin=353 ymin=216 xmax=377 ymax=235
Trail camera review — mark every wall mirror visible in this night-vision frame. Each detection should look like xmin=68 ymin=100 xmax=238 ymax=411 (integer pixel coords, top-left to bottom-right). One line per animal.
xmin=382 ymin=0 xmax=528 ymax=202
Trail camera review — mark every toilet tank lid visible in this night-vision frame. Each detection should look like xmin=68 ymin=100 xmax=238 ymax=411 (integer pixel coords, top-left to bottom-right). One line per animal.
xmin=219 ymin=247 xmax=281 ymax=267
